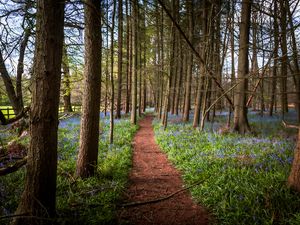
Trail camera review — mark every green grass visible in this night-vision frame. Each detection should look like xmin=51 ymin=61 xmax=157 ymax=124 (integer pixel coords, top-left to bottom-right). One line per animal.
xmin=0 ymin=105 xmax=81 ymax=119
xmin=0 ymin=116 xmax=138 ymax=225
xmin=153 ymin=113 xmax=300 ymax=225
xmin=0 ymin=106 xmax=14 ymax=119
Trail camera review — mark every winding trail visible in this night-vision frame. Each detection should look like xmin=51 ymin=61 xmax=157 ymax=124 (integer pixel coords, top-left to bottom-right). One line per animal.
xmin=118 ymin=116 xmax=210 ymax=225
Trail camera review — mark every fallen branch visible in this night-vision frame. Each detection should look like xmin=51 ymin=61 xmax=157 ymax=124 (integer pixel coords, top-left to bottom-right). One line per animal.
xmin=120 ymin=180 xmax=203 ymax=207
xmin=0 ymin=213 xmax=55 ymax=222
xmin=0 ymin=156 xmax=27 ymax=176
xmin=282 ymin=120 xmax=299 ymax=129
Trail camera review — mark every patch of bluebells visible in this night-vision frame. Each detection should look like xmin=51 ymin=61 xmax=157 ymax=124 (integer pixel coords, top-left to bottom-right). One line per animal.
xmin=153 ymin=111 xmax=299 ymax=224
xmin=57 ymin=114 xmax=113 ymax=160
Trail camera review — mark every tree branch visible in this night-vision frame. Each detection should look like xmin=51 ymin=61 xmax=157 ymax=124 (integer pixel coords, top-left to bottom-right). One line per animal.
xmin=0 ymin=156 xmax=27 ymax=176
xmin=282 ymin=120 xmax=299 ymax=129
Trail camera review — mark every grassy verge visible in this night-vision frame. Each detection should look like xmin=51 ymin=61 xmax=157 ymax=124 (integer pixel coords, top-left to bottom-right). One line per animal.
xmin=0 ymin=116 xmax=138 ymax=225
xmin=153 ymin=112 xmax=300 ymax=225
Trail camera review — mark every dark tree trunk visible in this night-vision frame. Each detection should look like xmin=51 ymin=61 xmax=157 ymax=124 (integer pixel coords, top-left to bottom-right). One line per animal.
xmin=0 ymin=110 xmax=7 ymax=125
xmin=11 ymin=0 xmax=65 ymax=224
xmin=116 ymin=0 xmax=123 ymax=119
xmin=76 ymin=0 xmax=102 ymax=178
xmin=110 ymin=0 xmax=116 ymax=144
xmin=131 ymin=0 xmax=138 ymax=124
xmin=182 ymin=0 xmax=193 ymax=122
xmin=288 ymin=129 xmax=300 ymax=192
xmin=125 ymin=0 xmax=130 ymax=114
xmin=269 ymin=1 xmax=279 ymax=117
xmin=233 ymin=0 xmax=252 ymax=134
xmin=287 ymin=1 xmax=300 ymax=122
xmin=279 ymin=0 xmax=289 ymax=115
xmin=193 ymin=0 xmax=207 ymax=128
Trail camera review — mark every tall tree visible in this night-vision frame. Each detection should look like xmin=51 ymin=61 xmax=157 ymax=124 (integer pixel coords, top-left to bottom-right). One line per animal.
xmin=76 ymin=0 xmax=102 ymax=178
xmin=287 ymin=0 xmax=300 ymax=122
xmin=11 ymin=0 xmax=65 ymax=224
xmin=269 ymin=0 xmax=279 ymax=117
xmin=110 ymin=0 xmax=116 ymax=144
xmin=279 ymin=0 xmax=289 ymax=115
xmin=193 ymin=0 xmax=208 ymax=128
xmin=116 ymin=0 xmax=123 ymax=119
xmin=182 ymin=0 xmax=193 ymax=122
xmin=62 ymin=47 xmax=73 ymax=112
xmin=125 ymin=0 xmax=132 ymax=114
xmin=131 ymin=0 xmax=138 ymax=124
xmin=233 ymin=0 xmax=252 ymax=133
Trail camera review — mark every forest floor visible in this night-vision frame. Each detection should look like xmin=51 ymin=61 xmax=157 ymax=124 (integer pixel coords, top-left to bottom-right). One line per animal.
xmin=118 ymin=115 xmax=211 ymax=225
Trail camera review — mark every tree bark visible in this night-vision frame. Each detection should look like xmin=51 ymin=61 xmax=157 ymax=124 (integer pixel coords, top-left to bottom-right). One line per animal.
xmin=182 ymin=0 xmax=193 ymax=122
xmin=116 ymin=0 xmax=123 ymax=119
xmin=11 ymin=0 xmax=65 ymax=224
xmin=110 ymin=0 xmax=116 ymax=144
xmin=279 ymin=0 xmax=289 ymax=115
xmin=131 ymin=0 xmax=138 ymax=124
xmin=233 ymin=0 xmax=252 ymax=134
xmin=288 ymin=129 xmax=300 ymax=192
xmin=193 ymin=0 xmax=207 ymax=128
xmin=76 ymin=0 xmax=102 ymax=178
xmin=125 ymin=0 xmax=131 ymax=114
xmin=62 ymin=47 xmax=73 ymax=113
xmin=287 ymin=1 xmax=300 ymax=122
xmin=269 ymin=1 xmax=279 ymax=117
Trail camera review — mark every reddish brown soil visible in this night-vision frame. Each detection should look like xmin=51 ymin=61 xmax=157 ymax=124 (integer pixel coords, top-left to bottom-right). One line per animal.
xmin=118 ymin=116 xmax=210 ymax=225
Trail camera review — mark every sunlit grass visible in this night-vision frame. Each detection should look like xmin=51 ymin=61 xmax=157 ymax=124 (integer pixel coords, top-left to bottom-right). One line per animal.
xmin=0 ymin=106 xmax=14 ymax=119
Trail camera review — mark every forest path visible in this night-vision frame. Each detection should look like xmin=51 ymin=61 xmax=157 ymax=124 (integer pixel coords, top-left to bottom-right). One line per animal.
xmin=117 ymin=115 xmax=210 ymax=225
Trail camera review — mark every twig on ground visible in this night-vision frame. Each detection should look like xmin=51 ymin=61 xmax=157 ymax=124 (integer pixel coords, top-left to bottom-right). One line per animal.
xmin=120 ymin=180 xmax=203 ymax=207
xmin=282 ymin=120 xmax=299 ymax=129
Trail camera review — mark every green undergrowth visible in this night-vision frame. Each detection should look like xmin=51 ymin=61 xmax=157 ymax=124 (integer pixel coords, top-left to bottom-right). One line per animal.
xmin=0 ymin=116 xmax=138 ymax=225
xmin=153 ymin=113 xmax=300 ymax=225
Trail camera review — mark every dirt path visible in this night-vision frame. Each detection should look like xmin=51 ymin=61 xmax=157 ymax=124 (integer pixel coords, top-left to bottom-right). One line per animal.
xmin=118 ymin=116 xmax=210 ymax=225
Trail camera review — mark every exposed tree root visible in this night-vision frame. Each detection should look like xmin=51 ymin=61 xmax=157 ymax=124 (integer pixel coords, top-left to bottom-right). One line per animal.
xmin=120 ymin=180 xmax=203 ymax=207
xmin=0 ymin=156 xmax=27 ymax=176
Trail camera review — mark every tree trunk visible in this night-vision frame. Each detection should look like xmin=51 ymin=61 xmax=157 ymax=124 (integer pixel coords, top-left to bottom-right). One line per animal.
xmin=116 ymin=0 xmax=123 ymax=119
xmin=228 ymin=0 xmax=235 ymax=127
xmin=233 ymin=0 xmax=251 ymax=134
xmin=76 ymin=0 xmax=102 ymax=178
xmin=62 ymin=47 xmax=73 ymax=113
xmin=182 ymin=0 xmax=193 ymax=122
xmin=0 ymin=51 xmax=22 ymax=115
xmin=193 ymin=0 xmax=207 ymax=128
xmin=131 ymin=0 xmax=138 ymax=124
xmin=110 ymin=0 xmax=116 ymax=144
xmin=158 ymin=5 xmax=164 ymax=119
xmin=269 ymin=1 xmax=279 ymax=117
xmin=288 ymin=129 xmax=300 ymax=192
xmin=11 ymin=0 xmax=65 ymax=224
xmin=125 ymin=0 xmax=131 ymax=114
xmin=279 ymin=0 xmax=289 ymax=115
xmin=15 ymin=29 xmax=30 ymax=112
xmin=174 ymin=38 xmax=182 ymax=115
xmin=287 ymin=1 xmax=300 ymax=122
